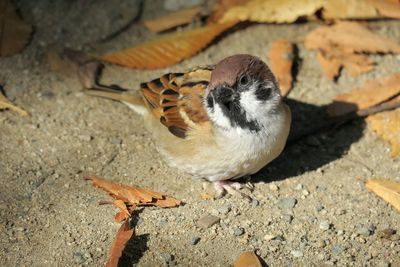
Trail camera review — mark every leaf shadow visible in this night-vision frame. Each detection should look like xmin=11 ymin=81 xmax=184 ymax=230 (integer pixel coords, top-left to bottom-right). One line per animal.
xmin=118 ymin=209 xmax=149 ymax=266
xmin=251 ymin=98 xmax=364 ymax=183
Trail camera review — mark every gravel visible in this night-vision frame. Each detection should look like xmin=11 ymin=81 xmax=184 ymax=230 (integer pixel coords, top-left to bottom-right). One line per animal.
xmin=196 ymin=214 xmax=220 ymax=229
xmin=278 ymin=198 xmax=297 ymax=209
xmin=233 ymin=227 xmax=245 ymax=236
xmin=319 ymin=220 xmax=331 ymax=231
xmin=291 ymin=250 xmax=304 ymax=258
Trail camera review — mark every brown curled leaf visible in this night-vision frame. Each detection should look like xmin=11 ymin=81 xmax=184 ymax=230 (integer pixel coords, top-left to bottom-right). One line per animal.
xmin=322 ymin=0 xmax=380 ymax=20
xmin=327 ymin=73 xmax=400 ymax=116
xmin=106 ymin=219 xmax=135 ymax=267
xmin=368 ymin=0 xmax=400 ymax=19
xmin=267 ymin=39 xmax=294 ymax=96
xmin=366 ymin=179 xmax=400 ymax=212
xmin=305 ymin=21 xmax=400 ymax=55
xmin=86 ymin=175 xmax=182 ymax=208
xmin=100 ymin=21 xmax=237 ymax=69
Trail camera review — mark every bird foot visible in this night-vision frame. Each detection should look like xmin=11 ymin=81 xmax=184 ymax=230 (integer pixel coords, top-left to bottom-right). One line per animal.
xmin=213 ymin=180 xmax=251 ymax=200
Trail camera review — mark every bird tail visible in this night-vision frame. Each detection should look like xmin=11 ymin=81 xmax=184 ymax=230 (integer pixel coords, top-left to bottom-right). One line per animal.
xmin=85 ymin=88 xmax=147 ymax=116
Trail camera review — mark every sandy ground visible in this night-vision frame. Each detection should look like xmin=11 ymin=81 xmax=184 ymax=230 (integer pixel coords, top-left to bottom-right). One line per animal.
xmin=1 ymin=1 xmax=400 ymax=266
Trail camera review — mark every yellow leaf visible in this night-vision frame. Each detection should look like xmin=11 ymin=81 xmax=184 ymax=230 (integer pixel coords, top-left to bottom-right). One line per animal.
xmin=234 ymin=251 xmax=262 ymax=267
xmin=322 ymin=0 xmax=380 ymax=19
xmin=100 ymin=21 xmax=237 ymax=69
xmin=0 ymin=91 xmax=29 ymax=116
xmin=368 ymin=0 xmax=400 ymax=19
xmin=220 ymin=0 xmax=324 ymax=23
xmin=143 ymin=6 xmax=203 ymax=33
xmin=366 ymin=179 xmax=400 ymax=212
xmin=367 ymin=106 xmax=400 ymax=158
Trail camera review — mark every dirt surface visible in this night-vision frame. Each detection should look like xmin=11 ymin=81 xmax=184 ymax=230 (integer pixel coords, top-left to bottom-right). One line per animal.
xmin=1 ymin=1 xmax=400 ymax=266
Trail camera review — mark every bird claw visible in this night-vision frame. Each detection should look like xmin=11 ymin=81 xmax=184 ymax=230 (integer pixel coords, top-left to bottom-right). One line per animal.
xmin=213 ymin=181 xmax=252 ymax=201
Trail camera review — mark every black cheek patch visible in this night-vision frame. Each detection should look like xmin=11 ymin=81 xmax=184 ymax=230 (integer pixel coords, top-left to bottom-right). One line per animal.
xmin=206 ymin=95 xmax=214 ymax=110
xmin=255 ymin=85 xmax=271 ymax=101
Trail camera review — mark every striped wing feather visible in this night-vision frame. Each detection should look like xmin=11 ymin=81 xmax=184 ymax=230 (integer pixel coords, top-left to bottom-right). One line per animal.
xmin=140 ymin=67 xmax=213 ymax=138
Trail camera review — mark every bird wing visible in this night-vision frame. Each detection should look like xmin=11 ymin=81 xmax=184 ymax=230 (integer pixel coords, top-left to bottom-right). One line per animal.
xmin=140 ymin=66 xmax=213 ymax=139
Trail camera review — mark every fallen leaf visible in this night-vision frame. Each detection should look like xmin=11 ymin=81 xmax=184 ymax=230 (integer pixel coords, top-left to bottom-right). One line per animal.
xmin=317 ymin=50 xmax=374 ymax=80
xmin=327 ymin=73 xmax=400 ymax=116
xmin=267 ymin=39 xmax=294 ymax=96
xmin=0 ymin=0 xmax=32 ymax=56
xmin=100 ymin=21 xmax=237 ymax=69
xmin=0 ymin=90 xmax=29 ymax=116
xmin=86 ymin=175 xmax=181 ymax=208
xmin=106 ymin=219 xmax=135 ymax=267
xmin=305 ymin=21 xmax=400 ymax=55
xmin=368 ymin=0 xmax=400 ymax=19
xmin=114 ymin=200 xmax=130 ymax=217
xmin=208 ymin=0 xmax=250 ymax=23
xmin=316 ymin=51 xmax=341 ymax=80
xmin=234 ymin=251 xmax=262 ymax=267
xmin=220 ymin=0 xmax=324 ymax=23
xmin=366 ymin=179 xmax=400 ymax=212
xmin=144 ymin=6 xmax=203 ymax=33
xmin=322 ymin=0 xmax=380 ymax=19
xmin=367 ymin=106 xmax=400 ymax=158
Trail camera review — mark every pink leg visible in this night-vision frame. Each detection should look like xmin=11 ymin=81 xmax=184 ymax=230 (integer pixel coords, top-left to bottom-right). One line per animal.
xmin=213 ymin=180 xmax=251 ymax=200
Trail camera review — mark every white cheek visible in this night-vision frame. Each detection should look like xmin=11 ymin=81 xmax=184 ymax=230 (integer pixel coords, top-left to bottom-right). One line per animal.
xmin=239 ymin=89 xmax=263 ymax=121
xmin=212 ymin=104 xmax=232 ymax=129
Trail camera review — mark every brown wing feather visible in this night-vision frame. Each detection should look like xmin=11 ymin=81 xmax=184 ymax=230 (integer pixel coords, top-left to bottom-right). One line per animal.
xmin=140 ymin=67 xmax=212 ymax=138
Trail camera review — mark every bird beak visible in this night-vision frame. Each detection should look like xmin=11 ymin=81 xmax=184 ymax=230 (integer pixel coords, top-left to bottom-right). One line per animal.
xmin=214 ymin=86 xmax=238 ymax=104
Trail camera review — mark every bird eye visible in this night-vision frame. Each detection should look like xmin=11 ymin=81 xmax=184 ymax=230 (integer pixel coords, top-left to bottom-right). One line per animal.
xmin=239 ymin=75 xmax=250 ymax=86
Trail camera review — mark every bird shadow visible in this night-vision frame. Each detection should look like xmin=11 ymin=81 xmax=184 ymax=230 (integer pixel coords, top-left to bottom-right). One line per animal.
xmin=251 ymin=98 xmax=364 ymax=183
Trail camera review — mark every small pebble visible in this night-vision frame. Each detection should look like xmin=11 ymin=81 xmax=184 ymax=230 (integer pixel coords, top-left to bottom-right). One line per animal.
xmin=357 ymin=226 xmax=372 ymax=237
xmin=79 ymin=134 xmax=92 ymax=142
xmin=73 ymin=252 xmax=85 ymax=264
xmin=264 ymin=234 xmax=276 ymax=241
xmin=160 ymin=253 xmax=174 ymax=263
xmin=190 ymin=236 xmax=200 ymax=245
xmin=278 ymin=198 xmax=297 ymax=209
xmin=217 ymin=204 xmax=231 ymax=215
xmin=302 ymin=190 xmax=309 ymax=196
xmin=291 ymin=250 xmax=303 ymax=258
xmin=233 ymin=227 xmax=245 ymax=236
xmin=251 ymin=199 xmax=259 ymax=207
xmin=295 ymin=183 xmax=303 ymax=190
xmin=269 ymin=183 xmax=279 ymax=191
xmin=319 ymin=220 xmax=330 ymax=231
xmin=331 ymin=245 xmax=345 ymax=256
xmin=197 ymin=214 xmax=220 ymax=229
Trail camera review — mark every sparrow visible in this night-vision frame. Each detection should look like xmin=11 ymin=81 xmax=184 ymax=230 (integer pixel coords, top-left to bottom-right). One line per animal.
xmin=86 ymin=54 xmax=291 ymax=197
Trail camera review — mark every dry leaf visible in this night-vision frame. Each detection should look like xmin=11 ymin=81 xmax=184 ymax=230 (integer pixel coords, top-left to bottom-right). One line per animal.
xmin=366 ymin=179 xmax=400 ymax=212
xmin=267 ymin=39 xmax=294 ymax=96
xmin=322 ymin=0 xmax=380 ymax=19
xmin=114 ymin=200 xmax=130 ymax=217
xmin=220 ymin=0 xmax=324 ymax=23
xmin=316 ymin=51 xmax=341 ymax=80
xmin=100 ymin=21 xmax=237 ymax=69
xmin=234 ymin=251 xmax=262 ymax=267
xmin=317 ymin=50 xmax=374 ymax=80
xmin=208 ymin=0 xmax=250 ymax=23
xmin=86 ymin=175 xmax=181 ymax=208
xmin=305 ymin=21 xmax=400 ymax=55
xmin=0 ymin=90 xmax=29 ymax=116
xmin=368 ymin=0 xmax=400 ymax=19
xmin=327 ymin=73 xmax=400 ymax=116
xmin=106 ymin=219 xmax=135 ymax=267
xmin=367 ymin=106 xmax=400 ymax=158
xmin=0 ymin=0 xmax=32 ymax=56
xmin=144 ymin=6 xmax=203 ymax=33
